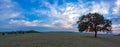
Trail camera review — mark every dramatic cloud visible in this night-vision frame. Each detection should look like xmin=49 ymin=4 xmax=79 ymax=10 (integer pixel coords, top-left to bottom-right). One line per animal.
xmin=0 ymin=0 xmax=120 ymax=33
xmin=33 ymin=0 xmax=110 ymax=30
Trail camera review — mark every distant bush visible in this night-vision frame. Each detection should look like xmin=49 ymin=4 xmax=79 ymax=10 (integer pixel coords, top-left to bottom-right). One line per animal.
xmin=24 ymin=30 xmax=39 ymax=33
xmin=2 ymin=33 xmax=5 ymax=35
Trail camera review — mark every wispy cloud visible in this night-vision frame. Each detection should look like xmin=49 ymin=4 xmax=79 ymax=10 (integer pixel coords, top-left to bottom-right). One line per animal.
xmin=0 ymin=0 xmax=120 ymax=32
xmin=112 ymin=0 xmax=120 ymax=16
xmin=32 ymin=0 xmax=111 ymax=30
xmin=91 ymin=1 xmax=110 ymax=14
xmin=0 ymin=0 xmax=23 ymax=21
xmin=9 ymin=19 xmax=39 ymax=26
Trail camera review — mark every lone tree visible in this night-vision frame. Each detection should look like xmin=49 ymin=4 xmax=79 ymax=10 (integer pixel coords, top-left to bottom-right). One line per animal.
xmin=77 ymin=13 xmax=112 ymax=38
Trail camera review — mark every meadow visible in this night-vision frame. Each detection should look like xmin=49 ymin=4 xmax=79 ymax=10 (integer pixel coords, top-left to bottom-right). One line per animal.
xmin=0 ymin=32 xmax=120 ymax=47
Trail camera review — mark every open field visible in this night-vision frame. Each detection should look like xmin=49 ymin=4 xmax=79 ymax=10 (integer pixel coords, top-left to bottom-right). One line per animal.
xmin=0 ymin=32 xmax=120 ymax=47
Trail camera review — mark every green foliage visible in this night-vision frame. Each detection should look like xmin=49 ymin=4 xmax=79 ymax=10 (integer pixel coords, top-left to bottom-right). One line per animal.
xmin=78 ymin=22 xmax=88 ymax=32
xmin=77 ymin=13 xmax=112 ymax=38
xmin=77 ymin=13 xmax=112 ymax=32
xmin=77 ymin=13 xmax=104 ymax=32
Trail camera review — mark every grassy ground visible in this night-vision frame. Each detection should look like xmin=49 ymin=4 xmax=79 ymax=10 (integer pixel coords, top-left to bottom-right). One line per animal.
xmin=0 ymin=32 xmax=120 ymax=47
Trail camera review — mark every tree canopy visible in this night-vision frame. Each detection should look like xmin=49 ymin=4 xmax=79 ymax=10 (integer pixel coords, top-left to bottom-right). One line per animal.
xmin=77 ymin=13 xmax=112 ymax=38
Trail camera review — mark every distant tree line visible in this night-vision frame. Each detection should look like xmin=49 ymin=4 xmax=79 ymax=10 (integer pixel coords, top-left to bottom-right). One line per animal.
xmin=0 ymin=30 xmax=40 ymax=36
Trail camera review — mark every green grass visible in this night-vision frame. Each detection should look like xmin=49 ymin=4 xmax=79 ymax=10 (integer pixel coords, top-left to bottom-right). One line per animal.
xmin=0 ymin=33 xmax=120 ymax=47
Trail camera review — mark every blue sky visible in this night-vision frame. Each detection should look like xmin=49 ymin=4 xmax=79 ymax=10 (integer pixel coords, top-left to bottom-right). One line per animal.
xmin=0 ymin=0 xmax=120 ymax=33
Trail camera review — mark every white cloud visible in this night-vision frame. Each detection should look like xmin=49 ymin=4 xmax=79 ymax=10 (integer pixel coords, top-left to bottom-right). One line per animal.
xmin=33 ymin=1 xmax=110 ymax=31
xmin=9 ymin=19 xmax=40 ymax=27
xmin=51 ymin=20 xmax=73 ymax=29
xmin=34 ymin=1 xmax=90 ymax=29
xmin=112 ymin=0 xmax=120 ymax=16
xmin=9 ymin=19 xmax=56 ymax=28
xmin=91 ymin=2 xmax=110 ymax=14
xmin=112 ymin=24 xmax=120 ymax=34
xmin=112 ymin=24 xmax=120 ymax=29
xmin=0 ymin=0 xmax=23 ymax=21
xmin=0 ymin=0 xmax=119 ymax=33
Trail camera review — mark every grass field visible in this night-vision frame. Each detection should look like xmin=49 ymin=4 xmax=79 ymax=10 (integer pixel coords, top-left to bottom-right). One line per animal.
xmin=0 ymin=32 xmax=120 ymax=47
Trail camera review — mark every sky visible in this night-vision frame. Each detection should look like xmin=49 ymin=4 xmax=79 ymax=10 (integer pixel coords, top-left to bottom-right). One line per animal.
xmin=0 ymin=0 xmax=120 ymax=33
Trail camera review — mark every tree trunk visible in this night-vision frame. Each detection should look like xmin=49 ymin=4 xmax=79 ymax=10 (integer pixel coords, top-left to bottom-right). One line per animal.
xmin=95 ymin=30 xmax=97 ymax=38
xmin=94 ymin=24 xmax=97 ymax=38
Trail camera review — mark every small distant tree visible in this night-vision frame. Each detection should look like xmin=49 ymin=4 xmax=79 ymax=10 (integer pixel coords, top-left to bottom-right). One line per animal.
xmin=2 ymin=33 xmax=5 ymax=36
xmin=77 ymin=13 xmax=112 ymax=38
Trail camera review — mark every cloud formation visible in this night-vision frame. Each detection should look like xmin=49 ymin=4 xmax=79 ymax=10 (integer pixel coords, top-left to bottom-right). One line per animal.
xmin=9 ymin=19 xmax=39 ymax=26
xmin=91 ymin=2 xmax=110 ymax=14
xmin=0 ymin=0 xmax=23 ymax=21
xmin=33 ymin=0 xmax=111 ymax=30
xmin=112 ymin=0 xmax=120 ymax=16
xmin=0 ymin=0 xmax=119 ymax=33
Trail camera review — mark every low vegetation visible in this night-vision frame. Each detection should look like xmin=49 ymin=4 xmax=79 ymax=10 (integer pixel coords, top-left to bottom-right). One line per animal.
xmin=0 ymin=32 xmax=120 ymax=47
xmin=0 ymin=30 xmax=40 ymax=35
